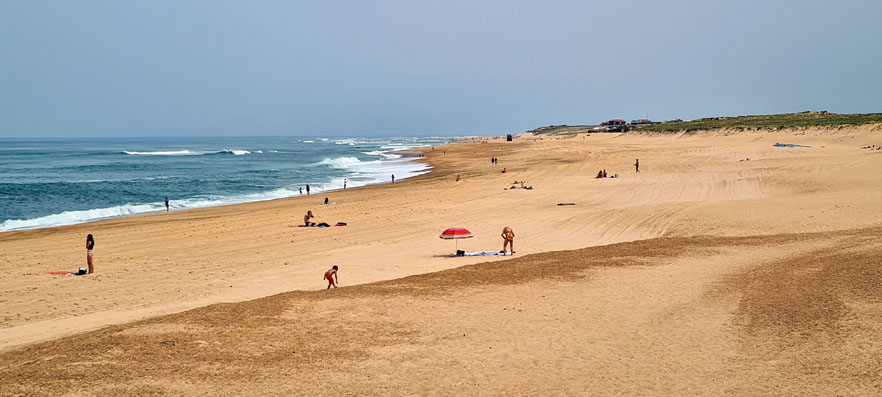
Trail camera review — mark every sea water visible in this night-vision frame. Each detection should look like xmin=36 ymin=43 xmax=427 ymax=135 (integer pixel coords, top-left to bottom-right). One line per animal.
xmin=0 ymin=136 xmax=452 ymax=231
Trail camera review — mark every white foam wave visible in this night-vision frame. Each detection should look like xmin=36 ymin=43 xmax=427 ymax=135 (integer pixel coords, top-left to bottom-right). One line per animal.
xmin=363 ymin=150 xmax=402 ymax=159
xmin=123 ymin=149 xmax=251 ymax=156
xmin=0 ymin=203 xmax=161 ymax=231
xmin=123 ymin=150 xmax=201 ymax=156
xmin=311 ymin=159 xmax=431 ymax=193
xmin=316 ymin=156 xmax=374 ymax=169
xmin=302 ymin=140 xmax=314 ymax=143
xmin=0 ymin=187 xmax=303 ymax=232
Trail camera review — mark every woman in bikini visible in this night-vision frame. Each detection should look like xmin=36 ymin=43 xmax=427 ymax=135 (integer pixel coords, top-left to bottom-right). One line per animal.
xmin=86 ymin=234 xmax=95 ymax=274
xmin=501 ymin=227 xmax=515 ymax=255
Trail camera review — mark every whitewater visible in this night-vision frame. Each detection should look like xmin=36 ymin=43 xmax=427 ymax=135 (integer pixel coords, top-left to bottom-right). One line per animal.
xmin=0 ymin=136 xmax=452 ymax=232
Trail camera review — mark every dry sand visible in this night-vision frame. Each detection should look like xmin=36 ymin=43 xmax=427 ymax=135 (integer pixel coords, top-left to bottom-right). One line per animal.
xmin=2 ymin=125 xmax=882 ymax=395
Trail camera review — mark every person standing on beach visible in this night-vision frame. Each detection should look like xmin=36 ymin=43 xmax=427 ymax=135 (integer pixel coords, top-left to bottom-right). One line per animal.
xmin=165 ymin=197 xmax=169 ymax=212
xmin=392 ymin=174 xmax=395 ymax=183
xmin=306 ymin=184 xmax=310 ymax=195
xmin=324 ymin=265 xmax=339 ymax=289
xmin=501 ymin=227 xmax=515 ymax=255
xmin=299 ymin=186 xmax=303 ymax=195
xmin=85 ymin=234 xmax=95 ymax=274
xmin=343 ymin=178 xmax=347 ymax=190
xmin=635 ymin=159 xmax=640 ymax=173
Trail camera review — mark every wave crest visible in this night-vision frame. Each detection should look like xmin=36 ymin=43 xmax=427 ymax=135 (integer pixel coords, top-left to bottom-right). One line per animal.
xmin=316 ymin=156 xmax=370 ymax=169
xmin=123 ymin=150 xmax=200 ymax=156
xmin=122 ymin=149 xmax=251 ymax=156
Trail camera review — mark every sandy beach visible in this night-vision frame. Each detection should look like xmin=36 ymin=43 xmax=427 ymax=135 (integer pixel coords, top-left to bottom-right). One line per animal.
xmin=2 ymin=126 xmax=882 ymax=395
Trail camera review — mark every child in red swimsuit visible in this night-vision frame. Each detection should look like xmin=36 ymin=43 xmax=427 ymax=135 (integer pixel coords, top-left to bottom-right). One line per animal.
xmin=324 ymin=266 xmax=339 ymax=289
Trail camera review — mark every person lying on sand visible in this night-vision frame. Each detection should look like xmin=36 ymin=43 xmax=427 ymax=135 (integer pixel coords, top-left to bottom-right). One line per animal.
xmin=324 ymin=265 xmax=339 ymax=289
xmin=304 ymin=210 xmax=316 ymax=226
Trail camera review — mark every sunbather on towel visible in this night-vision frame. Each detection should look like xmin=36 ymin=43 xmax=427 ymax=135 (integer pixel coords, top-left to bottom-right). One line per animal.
xmin=304 ymin=210 xmax=316 ymax=226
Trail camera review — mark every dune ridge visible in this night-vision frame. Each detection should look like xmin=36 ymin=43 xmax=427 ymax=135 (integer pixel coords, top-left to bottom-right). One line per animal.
xmin=2 ymin=125 xmax=882 ymax=394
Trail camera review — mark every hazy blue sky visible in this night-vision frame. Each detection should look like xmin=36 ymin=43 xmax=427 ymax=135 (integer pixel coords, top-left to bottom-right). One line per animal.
xmin=1 ymin=0 xmax=880 ymax=137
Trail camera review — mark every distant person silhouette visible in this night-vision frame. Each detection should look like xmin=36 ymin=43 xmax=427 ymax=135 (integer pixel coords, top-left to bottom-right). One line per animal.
xmin=635 ymin=159 xmax=640 ymax=173
xmin=306 ymin=184 xmax=310 ymax=195
xmin=165 ymin=197 xmax=169 ymax=212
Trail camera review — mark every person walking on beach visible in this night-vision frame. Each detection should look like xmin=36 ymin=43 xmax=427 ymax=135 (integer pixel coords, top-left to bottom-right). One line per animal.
xmin=635 ymin=159 xmax=640 ymax=173
xmin=306 ymin=184 xmax=310 ymax=195
xmin=299 ymin=186 xmax=303 ymax=195
xmin=501 ymin=227 xmax=515 ymax=255
xmin=85 ymin=234 xmax=95 ymax=274
xmin=324 ymin=265 xmax=339 ymax=289
xmin=391 ymin=174 xmax=395 ymax=184
xmin=304 ymin=210 xmax=316 ymax=226
xmin=165 ymin=197 xmax=169 ymax=212
xmin=343 ymin=178 xmax=347 ymax=190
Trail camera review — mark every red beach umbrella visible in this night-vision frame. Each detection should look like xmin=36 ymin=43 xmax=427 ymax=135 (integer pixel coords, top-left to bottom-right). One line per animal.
xmin=440 ymin=228 xmax=473 ymax=251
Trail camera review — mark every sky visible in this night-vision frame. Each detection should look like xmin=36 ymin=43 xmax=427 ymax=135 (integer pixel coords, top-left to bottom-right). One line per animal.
xmin=1 ymin=0 xmax=880 ymax=138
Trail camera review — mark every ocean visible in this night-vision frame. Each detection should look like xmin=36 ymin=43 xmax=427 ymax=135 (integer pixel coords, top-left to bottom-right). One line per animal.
xmin=0 ymin=136 xmax=453 ymax=232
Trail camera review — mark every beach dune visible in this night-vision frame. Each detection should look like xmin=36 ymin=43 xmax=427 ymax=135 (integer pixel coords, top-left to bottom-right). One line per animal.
xmin=2 ymin=125 xmax=882 ymax=394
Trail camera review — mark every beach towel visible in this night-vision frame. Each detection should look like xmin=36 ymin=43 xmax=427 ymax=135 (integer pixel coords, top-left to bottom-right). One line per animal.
xmin=46 ymin=271 xmax=72 ymax=275
xmin=773 ymin=143 xmax=810 ymax=148
xmin=450 ymin=251 xmax=507 ymax=257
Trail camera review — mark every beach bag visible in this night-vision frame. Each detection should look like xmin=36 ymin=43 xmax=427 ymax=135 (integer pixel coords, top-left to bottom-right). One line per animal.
xmin=73 ymin=267 xmax=87 ymax=275
xmin=456 ymin=250 xmax=465 ymax=256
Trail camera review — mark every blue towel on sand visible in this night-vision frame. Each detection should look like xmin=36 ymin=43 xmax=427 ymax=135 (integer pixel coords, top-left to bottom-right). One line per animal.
xmin=451 ymin=251 xmax=507 ymax=257
xmin=773 ymin=143 xmax=810 ymax=148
